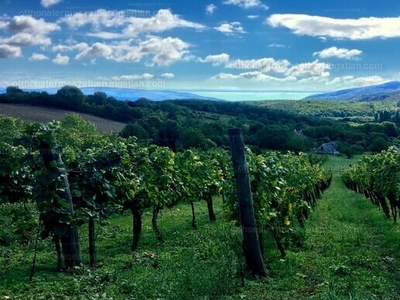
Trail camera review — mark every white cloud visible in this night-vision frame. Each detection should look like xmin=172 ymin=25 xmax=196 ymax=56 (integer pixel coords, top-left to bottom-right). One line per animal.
xmin=51 ymin=36 xmax=191 ymax=66
xmin=160 ymin=73 xmax=174 ymax=79
xmin=268 ymin=43 xmax=285 ymax=48
xmin=214 ymin=22 xmax=245 ymax=35
xmin=327 ymin=75 xmax=386 ymax=86
xmin=313 ymin=46 xmax=362 ymax=60
xmin=52 ymin=53 xmax=69 ymax=65
xmin=226 ymin=57 xmax=291 ymax=73
xmin=206 ymin=4 xmax=217 ymax=15
xmin=267 ymin=14 xmax=400 ymax=40
xmin=247 ymin=15 xmax=259 ymax=19
xmin=1 ymin=33 xmax=51 ymax=46
xmin=41 ymin=0 xmax=61 ymax=8
xmin=52 ymin=42 xmax=88 ymax=52
xmin=0 ymin=44 xmax=21 ymax=58
xmin=112 ymin=73 xmax=154 ymax=80
xmin=57 ymin=9 xmax=129 ymax=29
xmin=29 ymin=52 xmax=49 ymax=61
xmin=0 ymin=15 xmax=59 ymax=48
xmin=75 ymin=42 xmax=113 ymax=60
xmin=5 ymin=15 xmax=59 ymax=34
xmin=285 ymin=59 xmax=330 ymax=78
xmin=59 ymin=9 xmax=206 ymax=38
xmin=210 ymin=71 xmax=296 ymax=82
xmin=223 ymin=0 xmax=268 ymax=10
xmin=197 ymin=53 xmax=230 ymax=65
xmin=87 ymin=32 xmax=124 ymax=39
xmin=210 ymin=58 xmax=332 ymax=84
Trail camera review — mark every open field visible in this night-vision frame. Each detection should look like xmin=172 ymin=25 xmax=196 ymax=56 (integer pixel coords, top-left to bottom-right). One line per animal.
xmin=1 ymin=155 xmax=400 ymax=299
xmin=0 ymin=103 xmax=126 ymax=133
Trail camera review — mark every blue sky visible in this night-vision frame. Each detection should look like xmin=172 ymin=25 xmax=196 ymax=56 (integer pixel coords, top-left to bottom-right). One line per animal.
xmin=1 ymin=0 xmax=400 ymax=98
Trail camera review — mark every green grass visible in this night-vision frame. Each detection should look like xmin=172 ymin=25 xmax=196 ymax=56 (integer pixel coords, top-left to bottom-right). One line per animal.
xmin=2 ymin=155 xmax=400 ymax=299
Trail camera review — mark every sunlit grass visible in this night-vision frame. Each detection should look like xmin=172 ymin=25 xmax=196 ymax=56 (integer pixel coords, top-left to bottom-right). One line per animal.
xmin=1 ymin=155 xmax=400 ymax=299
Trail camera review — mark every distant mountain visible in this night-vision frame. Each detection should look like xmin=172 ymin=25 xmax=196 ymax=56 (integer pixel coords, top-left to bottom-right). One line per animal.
xmin=304 ymin=81 xmax=400 ymax=101
xmin=0 ymin=87 xmax=225 ymax=101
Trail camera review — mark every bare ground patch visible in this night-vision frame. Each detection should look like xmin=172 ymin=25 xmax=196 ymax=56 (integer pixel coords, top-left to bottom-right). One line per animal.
xmin=0 ymin=103 xmax=126 ymax=133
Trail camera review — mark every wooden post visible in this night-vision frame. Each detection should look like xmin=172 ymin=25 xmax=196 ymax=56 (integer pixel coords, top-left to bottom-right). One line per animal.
xmin=228 ymin=128 xmax=267 ymax=277
xmin=39 ymin=140 xmax=82 ymax=270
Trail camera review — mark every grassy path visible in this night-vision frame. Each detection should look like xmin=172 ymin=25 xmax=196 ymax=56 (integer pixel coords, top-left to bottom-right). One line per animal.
xmin=245 ymin=156 xmax=400 ymax=300
xmin=1 ymin=156 xmax=400 ymax=299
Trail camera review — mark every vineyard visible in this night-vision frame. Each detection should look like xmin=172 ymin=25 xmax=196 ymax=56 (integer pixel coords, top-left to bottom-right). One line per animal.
xmin=1 ymin=115 xmax=400 ymax=299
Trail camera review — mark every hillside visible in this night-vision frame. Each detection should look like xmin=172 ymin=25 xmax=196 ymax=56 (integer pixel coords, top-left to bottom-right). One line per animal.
xmin=305 ymin=81 xmax=400 ymax=101
xmin=0 ymin=103 xmax=126 ymax=133
xmin=0 ymin=87 xmax=224 ymax=102
xmin=1 ymin=87 xmax=400 ymax=154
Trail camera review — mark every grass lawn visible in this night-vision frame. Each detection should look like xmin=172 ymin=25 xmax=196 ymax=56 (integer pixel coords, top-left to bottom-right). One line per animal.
xmin=1 ymin=155 xmax=400 ymax=300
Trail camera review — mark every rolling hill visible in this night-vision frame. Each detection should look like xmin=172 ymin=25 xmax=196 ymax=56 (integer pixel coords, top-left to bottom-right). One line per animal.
xmin=0 ymin=87 xmax=225 ymax=102
xmin=0 ymin=103 xmax=126 ymax=133
xmin=304 ymin=81 xmax=400 ymax=101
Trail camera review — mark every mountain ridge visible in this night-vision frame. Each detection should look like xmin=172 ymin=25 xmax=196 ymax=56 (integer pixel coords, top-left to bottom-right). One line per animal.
xmin=304 ymin=81 xmax=400 ymax=101
xmin=0 ymin=87 xmax=225 ymax=102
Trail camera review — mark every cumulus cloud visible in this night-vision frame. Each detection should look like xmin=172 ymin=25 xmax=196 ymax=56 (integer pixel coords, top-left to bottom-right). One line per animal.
xmin=223 ymin=0 xmax=268 ymax=10
xmin=0 ymin=15 xmax=59 ymax=48
xmin=0 ymin=44 xmax=21 ymax=58
xmin=5 ymin=15 xmax=59 ymax=34
xmin=75 ymin=42 xmax=113 ymax=60
xmin=214 ymin=22 xmax=245 ymax=35
xmin=112 ymin=73 xmax=154 ymax=80
xmin=267 ymin=14 xmax=400 ymax=40
xmin=226 ymin=57 xmax=291 ymax=73
xmin=206 ymin=4 xmax=217 ymax=15
xmin=122 ymin=36 xmax=190 ymax=66
xmin=40 ymin=0 xmax=62 ymax=8
xmin=52 ymin=42 xmax=88 ymax=52
xmin=1 ymin=33 xmax=51 ymax=46
xmin=160 ymin=73 xmax=174 ymax=79
xmin=247 ymin=15 xmax=259 ymax=19
xmin=210 ymin=58 xmax=332 ymax=84
xmin=52 ymin=53 xmax=69 ymax=65
xmin=50 ymin=36 xmax=191 ymax=66
xmin=285 ymin=60 xmax=330 ymax=78
xmin=59 ymin=9 xmax=205 ymax=38
xmin=313 ymin=46 xmax=362 ymax=60
xmin=197 ymin=53 xmax=230 ymax=65
xmin=29 ymin=52 xmax=49 ymax=61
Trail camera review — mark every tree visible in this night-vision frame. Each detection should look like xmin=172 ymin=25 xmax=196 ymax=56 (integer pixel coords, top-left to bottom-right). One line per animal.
xmin=370 ymin=136 xmax=388 ymax=153
xmin=56 ymin=86 xmax=85 ymax=110
xmin=6 ymin=86 xmax=23 ymax=94
xmin=120 ymin=122 xmax=149 ymax=140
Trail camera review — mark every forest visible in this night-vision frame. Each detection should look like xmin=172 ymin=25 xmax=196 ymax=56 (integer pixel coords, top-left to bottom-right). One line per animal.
xmin=1 ymin=85 xmax=400 ymax=157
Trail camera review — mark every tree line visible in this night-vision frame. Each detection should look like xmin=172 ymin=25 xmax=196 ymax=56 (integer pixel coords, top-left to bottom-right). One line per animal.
xmin=1 ymin=85 xmax=400 ymax=154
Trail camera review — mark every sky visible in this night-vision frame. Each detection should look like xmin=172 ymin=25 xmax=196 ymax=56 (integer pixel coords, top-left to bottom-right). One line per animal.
xmin=1 ymin=0 xmax=400 ymax=99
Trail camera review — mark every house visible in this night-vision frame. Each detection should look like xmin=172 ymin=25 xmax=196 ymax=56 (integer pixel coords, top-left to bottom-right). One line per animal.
xmin=316 ymin=142 xmax=340 ymax=155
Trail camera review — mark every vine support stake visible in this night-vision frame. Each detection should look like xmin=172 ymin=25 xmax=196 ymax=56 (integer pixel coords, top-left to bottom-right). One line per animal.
xmin=228 ymin=128 xmax=267 ymax=277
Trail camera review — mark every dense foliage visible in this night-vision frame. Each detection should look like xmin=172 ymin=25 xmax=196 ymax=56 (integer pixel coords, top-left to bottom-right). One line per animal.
xmin=224 ymin=149 xmax=331 ymax=257
xmin=343 ymin=148 xmax=400 ymax=222
xmin=0 ymin=114 xmax=331 ymax=276
xmin=2 ymin=86 xmax=400 ymax=153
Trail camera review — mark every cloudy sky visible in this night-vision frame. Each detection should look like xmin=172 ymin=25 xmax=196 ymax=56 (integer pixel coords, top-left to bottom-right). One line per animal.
xmin=1 ymin=0 xmax=400 ymax=98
